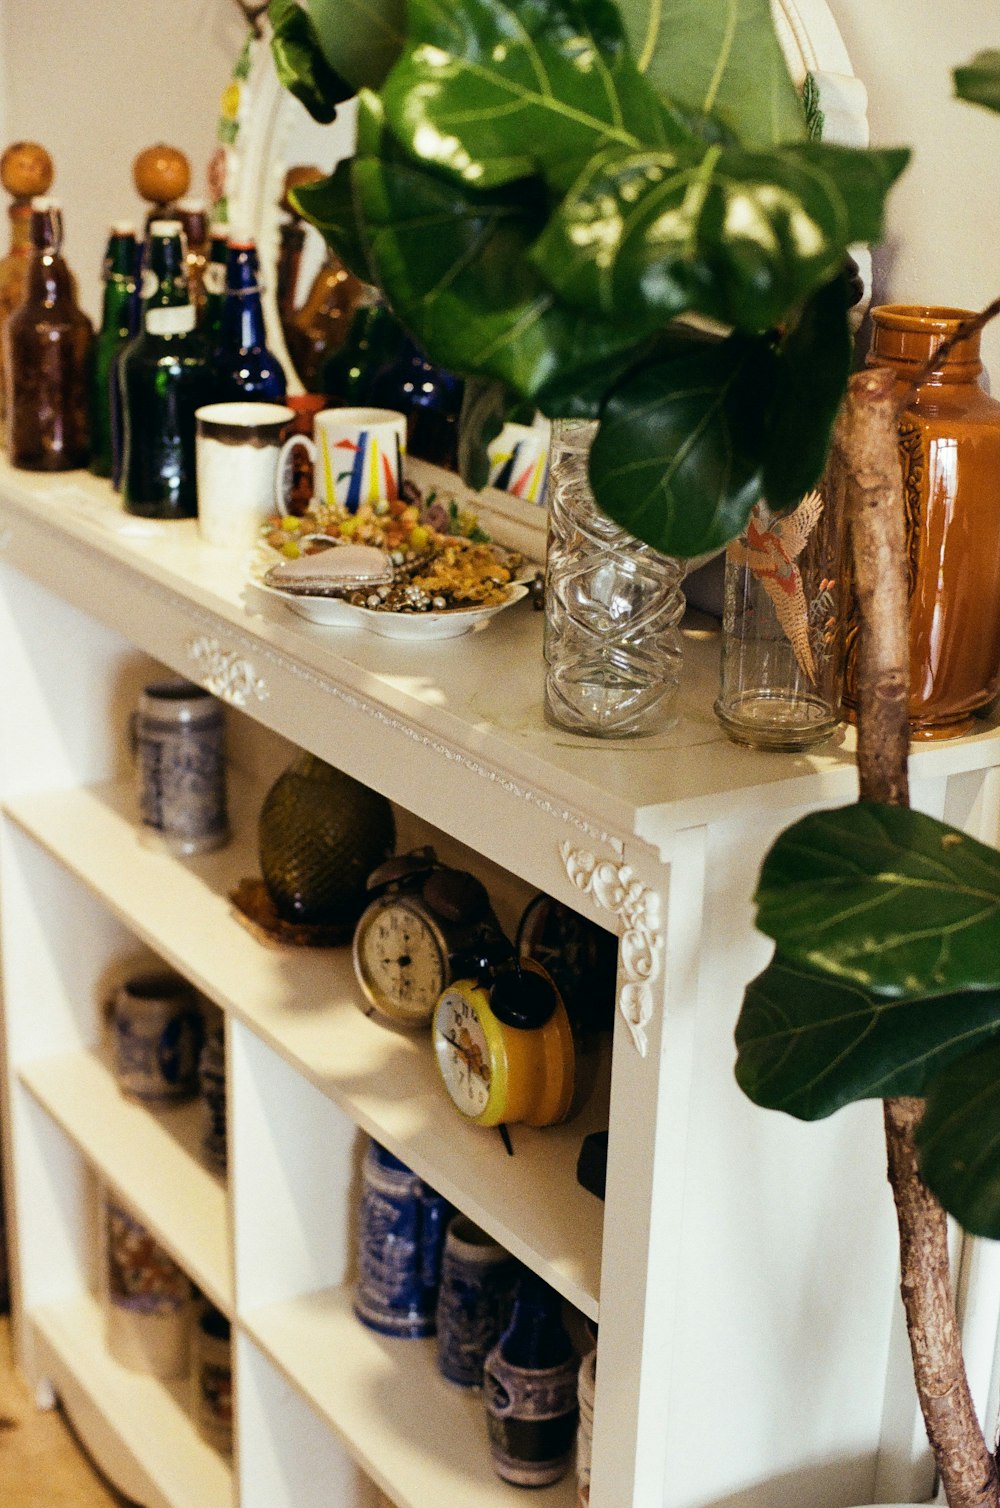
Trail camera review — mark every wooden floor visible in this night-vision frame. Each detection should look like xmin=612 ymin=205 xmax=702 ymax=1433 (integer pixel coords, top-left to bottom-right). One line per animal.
xmin=0 ymin=1315 xmax=134 ymax=1508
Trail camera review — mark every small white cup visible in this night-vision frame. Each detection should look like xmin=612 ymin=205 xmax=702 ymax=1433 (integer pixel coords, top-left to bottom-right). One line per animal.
xmin=275 ymin=406 xmax=406 ymax=514
xmin=196 ymin=401 xmax=295 ymax=549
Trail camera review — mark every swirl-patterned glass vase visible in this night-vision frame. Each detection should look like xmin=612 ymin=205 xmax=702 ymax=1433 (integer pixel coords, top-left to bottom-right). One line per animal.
xmin=543 ymin=421 xmax=685 ymax=738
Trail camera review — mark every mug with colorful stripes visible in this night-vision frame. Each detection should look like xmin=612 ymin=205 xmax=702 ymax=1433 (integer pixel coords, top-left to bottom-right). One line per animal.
xmin=276 ymin=406 xmax=407 ymax=515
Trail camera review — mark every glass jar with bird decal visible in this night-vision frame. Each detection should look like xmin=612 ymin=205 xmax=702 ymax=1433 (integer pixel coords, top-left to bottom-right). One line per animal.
xmin=715 ymin=488 xmax=847 ymax=751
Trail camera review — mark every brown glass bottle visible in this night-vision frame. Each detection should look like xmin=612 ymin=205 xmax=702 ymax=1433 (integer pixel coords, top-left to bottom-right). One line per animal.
xmin=849 ymin=305 xmax=1000 ymax=738
xmin=4 ymin=197 xmax=93 ymax=470
xmin=0 ymin=141 xmax=55 ymax=436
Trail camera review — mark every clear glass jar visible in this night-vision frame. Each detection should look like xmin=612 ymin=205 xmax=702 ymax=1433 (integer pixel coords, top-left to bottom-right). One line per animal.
xmin=715 ymin=491 xmax=846 ymax=751
xmin=543 ymin=421 xmax=685 ymax=737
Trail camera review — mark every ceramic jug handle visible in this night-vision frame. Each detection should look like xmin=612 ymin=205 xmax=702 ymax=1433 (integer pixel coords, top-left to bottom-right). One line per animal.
xmin=274 ymin=433 xmax=317 ymax=516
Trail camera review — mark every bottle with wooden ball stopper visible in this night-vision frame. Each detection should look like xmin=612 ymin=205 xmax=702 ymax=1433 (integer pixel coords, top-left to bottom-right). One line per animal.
xmin=4 ymin=197 xmax=93 ymax=470
xmin=0 ymin=141 xmax=55 ymax=434
xmin=132 ymin=144 xmax=191 ymax=232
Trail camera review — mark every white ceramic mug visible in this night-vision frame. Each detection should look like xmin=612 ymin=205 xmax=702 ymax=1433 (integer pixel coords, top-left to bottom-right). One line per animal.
xmin=195 ymin=401 xmax=295 ymax=548
xmin=275 ymin=406 xmax=407 ymax=514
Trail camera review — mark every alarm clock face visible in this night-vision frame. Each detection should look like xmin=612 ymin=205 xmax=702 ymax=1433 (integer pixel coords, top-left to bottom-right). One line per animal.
xmin=433 ymin=986 xmax=493 ymax=1118
xmin=354 ymin=895 xmax=450 ymax=1026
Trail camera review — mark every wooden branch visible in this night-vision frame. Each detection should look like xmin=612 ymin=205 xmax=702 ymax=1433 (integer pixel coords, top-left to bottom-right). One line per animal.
xmin=835 ymin=365 xmax=999 ymax=1507
xmin=831 ymin=366 xmax=910 ymax=807
xmin=884 ymin=1099 xmax=999 ymax=1508
xmin=905 ymin=296 xmax=1000 ymax=397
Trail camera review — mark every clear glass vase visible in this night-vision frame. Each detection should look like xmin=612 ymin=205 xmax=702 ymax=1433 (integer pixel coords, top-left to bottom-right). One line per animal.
xmin=715 ymin=491 xmax=846 ymax=751
xmin=543 ymin=421 xmax=685 ymax=737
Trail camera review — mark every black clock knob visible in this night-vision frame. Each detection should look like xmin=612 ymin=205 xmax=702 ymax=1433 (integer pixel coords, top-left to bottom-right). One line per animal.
xmin=490 ymin=961 xmax=559 ymax=1030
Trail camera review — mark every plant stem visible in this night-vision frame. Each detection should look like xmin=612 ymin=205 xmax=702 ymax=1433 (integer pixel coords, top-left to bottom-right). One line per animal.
xmin=831 ymin=365 xmax=999 ymax=1508
xmin=829 ymin=366 xmax=909 ymax=808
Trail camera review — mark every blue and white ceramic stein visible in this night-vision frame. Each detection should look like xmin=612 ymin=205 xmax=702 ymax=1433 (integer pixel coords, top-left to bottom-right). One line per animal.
xmin=353 ymin=1139 xmax=449 ymax=1338
xmin=435 ymin=1215 xmax=517 ymax=1387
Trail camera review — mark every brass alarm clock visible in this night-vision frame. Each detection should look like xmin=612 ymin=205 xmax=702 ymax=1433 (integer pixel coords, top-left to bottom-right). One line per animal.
xmin=352 ymin=847 xmax=508 ymax=1029
xmin=431 ymin=957 xmax=575 ymax=1129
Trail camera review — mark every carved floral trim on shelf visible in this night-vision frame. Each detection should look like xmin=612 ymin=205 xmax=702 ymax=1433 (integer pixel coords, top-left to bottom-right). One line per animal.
xmin=561 ymin=842 xmax=663 ymax=1057
xmin=187 ymin=637 xmax=269 ymax=707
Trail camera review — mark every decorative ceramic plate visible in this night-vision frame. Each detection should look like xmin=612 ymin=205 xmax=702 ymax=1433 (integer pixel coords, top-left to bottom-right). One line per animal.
xmin=245 ymin=577 xmax=529 ymax=640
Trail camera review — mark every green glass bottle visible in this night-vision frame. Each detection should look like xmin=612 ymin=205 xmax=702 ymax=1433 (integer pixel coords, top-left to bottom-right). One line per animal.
xmin=88 ymin=222 xmax=138 ymax=478
xmin=318 ymin=287 xmax=405 ymax=404
xmin=120 ymin=219 xmax=213 ymax=518
xmin=201 ymin=223 xmax=229 ymax=341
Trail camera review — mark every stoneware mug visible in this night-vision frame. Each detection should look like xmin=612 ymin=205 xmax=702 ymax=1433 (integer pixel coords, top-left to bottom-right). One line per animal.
xmin=353 ymin=1139 xmax=449 ymax=1338
xmin=132 ymin=679 xmax=229 ymax=856
xmin=435 ymin=1214 xmax=517 ymax=1388
xmin=195 ymin=401 xmax=295 ymax=550
xmin=275 ymin=406 xmax=406 ymax=515
xmin=111 ymin=970 xmax=202 ymax=1103
xmin=104 ymin=1197 xmax=192 ymax=1379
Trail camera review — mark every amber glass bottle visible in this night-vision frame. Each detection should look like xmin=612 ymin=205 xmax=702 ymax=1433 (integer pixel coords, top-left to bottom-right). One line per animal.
xmin=0 ymin=141 xmax=55 ymax=437
xmin=5 ymin=197 xmax=93 ymax=470
xmin=850 ymin=305 xmax=1000 ymax=738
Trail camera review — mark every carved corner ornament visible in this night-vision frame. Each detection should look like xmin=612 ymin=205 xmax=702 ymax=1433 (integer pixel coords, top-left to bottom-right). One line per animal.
xmin=560 ymin=842 xmax=663 ymax=1057
xmin=187 ymin=637 xmax=269 ymax=707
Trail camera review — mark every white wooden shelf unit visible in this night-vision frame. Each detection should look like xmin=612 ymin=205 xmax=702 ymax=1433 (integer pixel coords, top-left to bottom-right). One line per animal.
xmin=3 ymin=460 xmax=1000 ymax=1508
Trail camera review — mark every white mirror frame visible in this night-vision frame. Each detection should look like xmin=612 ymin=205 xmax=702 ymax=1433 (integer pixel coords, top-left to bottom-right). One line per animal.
xmin=219 ymin=0 xmax=869 ymax=561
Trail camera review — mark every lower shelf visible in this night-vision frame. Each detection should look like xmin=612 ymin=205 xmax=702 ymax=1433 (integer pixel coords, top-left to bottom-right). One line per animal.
xmin=20 ymin=1049 xmax=231 ymax=1313
xmin=31 ymin=1292 xmax=233 ymax=1508
xmin=244 ymin=1286 xmax=578 ymax=1508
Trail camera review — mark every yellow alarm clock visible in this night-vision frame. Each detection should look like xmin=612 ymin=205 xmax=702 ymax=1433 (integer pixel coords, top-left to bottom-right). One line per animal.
xmin=431 ymin=959 xmax=575 ymax=1128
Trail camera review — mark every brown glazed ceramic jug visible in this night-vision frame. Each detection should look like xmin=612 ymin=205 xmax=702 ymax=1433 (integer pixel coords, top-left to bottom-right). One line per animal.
xmin=852 ymin=305 xmax=1000 ymax=738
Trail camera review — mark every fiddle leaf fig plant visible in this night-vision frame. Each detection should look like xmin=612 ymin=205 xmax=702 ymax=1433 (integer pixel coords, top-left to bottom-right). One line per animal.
xmin=269 ymin=0 xmax=908 ymax=558
xmin=735 ymin=804 xmax=1000 ymax=1239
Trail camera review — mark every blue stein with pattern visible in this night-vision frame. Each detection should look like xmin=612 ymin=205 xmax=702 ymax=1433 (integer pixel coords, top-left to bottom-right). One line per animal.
xmin=353 ymin=1140 xmax=449 ymax=1338
xmin=112 ymin=971 xmax=202 ymax=1103
xmin=435 ymin=1215 xmax=517 ymax=1388
xmin=483 ymin=1268 xmax=579 ymax=1486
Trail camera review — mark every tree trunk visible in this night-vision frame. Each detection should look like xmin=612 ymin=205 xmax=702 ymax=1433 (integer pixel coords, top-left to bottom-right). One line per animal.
xmin=830 ymin=365 xmax=999 ymax=1508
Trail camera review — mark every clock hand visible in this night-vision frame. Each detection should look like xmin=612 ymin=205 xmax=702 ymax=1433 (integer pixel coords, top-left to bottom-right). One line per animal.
xmin=441 ymin=1032 xmax=488 ymax=1081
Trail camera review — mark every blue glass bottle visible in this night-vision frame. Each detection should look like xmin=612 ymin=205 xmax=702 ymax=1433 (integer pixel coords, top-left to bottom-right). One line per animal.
xmin=370 ymin=333 xmax=464 ymax=471
xmin=213 ymin=237 xmax=286 ymax=402
xmin=483 ymin=1268 xmax=579 ymax=1487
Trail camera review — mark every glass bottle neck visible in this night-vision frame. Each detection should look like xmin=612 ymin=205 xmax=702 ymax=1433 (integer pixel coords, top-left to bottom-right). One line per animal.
xmin=221 ymin=245 xmax=266 ymax=349
xmin=143 ymin=234 xmax=195 ymax=335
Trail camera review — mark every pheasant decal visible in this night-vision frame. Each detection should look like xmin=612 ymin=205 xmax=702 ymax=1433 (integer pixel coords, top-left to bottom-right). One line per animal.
xmin=728 ymin=491 xmax=824 ymax=682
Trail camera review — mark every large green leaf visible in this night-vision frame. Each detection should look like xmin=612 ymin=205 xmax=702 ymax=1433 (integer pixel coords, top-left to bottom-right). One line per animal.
xmin=954 ymin=50 xmax=1000 ymax=115
xmin=457 ymin=378 xmax=515 ymax=488
xmin=306 ymin=0 xmax=406 ymax=92
xmin=735 ymin=953 xmax=1000 ymax=1120
xmin=289 ymin=159 xmax=373 ymax=280
xmin=587 ymin=331 xmax=774 ymax=557
xmin=754 ymin=803 xmax=1000 ymax=1001
xmin=917 ymin=1039 xmax=1000 ymax=1238
xmin=351 ymin=94 xmax=652 ymax=402
xmin=268 ymin=0 xmax=353 ymax=123
xmin=530 ymin=140 xmax=909 ymax=334
xmin=617 ymin=0 xmax=807 ymax=147
xmin=380 ymin=0 xmax=687 ymax=195
xmin=762 ymin=271 xmax=850 ymax=508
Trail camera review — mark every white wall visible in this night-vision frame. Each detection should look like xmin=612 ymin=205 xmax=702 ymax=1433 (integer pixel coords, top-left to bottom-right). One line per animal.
xmin=830 ymin=0 xmax=1000 ymax=376
xmin=0 ymin=0 xmax=247 ymax=321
